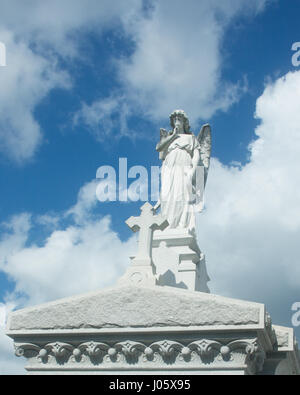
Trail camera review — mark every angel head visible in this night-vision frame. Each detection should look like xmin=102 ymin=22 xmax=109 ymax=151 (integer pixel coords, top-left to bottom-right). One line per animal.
xmin=169 ymin=109 xmax=191 ymax=134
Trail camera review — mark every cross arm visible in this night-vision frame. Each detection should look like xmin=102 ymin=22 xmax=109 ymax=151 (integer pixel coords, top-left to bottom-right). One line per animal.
xmin=125 ymin=216 xmax=140 ymax=233
xmin=151 ymin=217 xmax=169 ymax=231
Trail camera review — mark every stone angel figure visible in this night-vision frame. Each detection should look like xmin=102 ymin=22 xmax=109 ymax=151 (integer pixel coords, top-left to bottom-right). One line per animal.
xmin=154 ymin=109 xmax=211 ymax=233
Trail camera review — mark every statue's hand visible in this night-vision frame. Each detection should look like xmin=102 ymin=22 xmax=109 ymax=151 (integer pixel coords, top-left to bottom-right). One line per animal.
xmin=156 ymin=130 xmax=179 ymax=152
xmin=160 ymin=128 xmax=168 ymax=139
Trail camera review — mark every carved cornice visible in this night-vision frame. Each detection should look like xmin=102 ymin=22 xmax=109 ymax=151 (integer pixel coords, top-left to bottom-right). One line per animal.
xmin=14 ymin=337 xmax=265 ymax=373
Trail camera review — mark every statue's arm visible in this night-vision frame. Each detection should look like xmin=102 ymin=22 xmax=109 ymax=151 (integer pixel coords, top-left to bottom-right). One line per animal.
xmin=192 ymin=149 xmax=200 ymax=170
xmin=188 ymin=149 xmax=200 ymax=182
xmin=156 ymin=129 xmax=179 ymax=152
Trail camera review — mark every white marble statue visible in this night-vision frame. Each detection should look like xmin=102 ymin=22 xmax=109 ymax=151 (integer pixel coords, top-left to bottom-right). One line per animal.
xmin=155 ymin=110 xmax=211 ymax=232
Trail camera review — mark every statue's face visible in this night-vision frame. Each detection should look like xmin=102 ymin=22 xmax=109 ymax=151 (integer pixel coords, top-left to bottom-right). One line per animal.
xmin=174 ymin=115 xmax=185 ymax=134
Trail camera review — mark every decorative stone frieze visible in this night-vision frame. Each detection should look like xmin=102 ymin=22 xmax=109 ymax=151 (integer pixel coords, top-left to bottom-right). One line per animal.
xmin=13 ymin=336 xmax=266 ymax=374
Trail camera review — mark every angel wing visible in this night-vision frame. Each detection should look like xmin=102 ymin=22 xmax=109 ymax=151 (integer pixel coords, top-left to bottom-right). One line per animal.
xmin=197 ymin=123 xmax=211 ymax=186
xmin=197 ymin=123 xmax=211 ymax=168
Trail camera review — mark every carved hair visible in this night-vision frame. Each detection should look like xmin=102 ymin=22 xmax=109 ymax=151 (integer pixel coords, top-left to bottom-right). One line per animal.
xmin=169 ymin=109 xmax=191 ymax=134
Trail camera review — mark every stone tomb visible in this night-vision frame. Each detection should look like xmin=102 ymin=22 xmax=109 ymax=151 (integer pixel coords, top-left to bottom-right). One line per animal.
xmin=6 ymin=284 xmax=300 ymax=375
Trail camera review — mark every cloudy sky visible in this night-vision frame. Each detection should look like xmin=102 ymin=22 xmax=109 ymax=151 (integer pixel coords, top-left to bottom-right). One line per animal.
xmin=0 ymin=0 xmax=300 ymax=374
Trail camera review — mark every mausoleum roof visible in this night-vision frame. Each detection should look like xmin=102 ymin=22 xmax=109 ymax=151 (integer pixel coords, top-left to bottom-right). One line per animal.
xmin=7 ymin=285 xmax=265 ymax=334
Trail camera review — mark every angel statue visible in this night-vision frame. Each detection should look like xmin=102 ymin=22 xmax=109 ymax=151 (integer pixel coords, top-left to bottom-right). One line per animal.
xmin=154 ymin=109 xmax=211 ymax=233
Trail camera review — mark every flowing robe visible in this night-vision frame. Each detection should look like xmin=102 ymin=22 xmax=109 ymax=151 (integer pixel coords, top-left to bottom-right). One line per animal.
xmin=160 ymin=133 xmax=201 ymax=232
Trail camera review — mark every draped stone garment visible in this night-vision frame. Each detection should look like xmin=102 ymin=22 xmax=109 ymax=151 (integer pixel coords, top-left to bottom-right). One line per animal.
xmin=160 ymin=133 xmax=201 ymax=232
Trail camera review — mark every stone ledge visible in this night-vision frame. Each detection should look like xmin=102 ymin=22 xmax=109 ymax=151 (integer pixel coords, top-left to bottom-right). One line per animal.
xmin=7 ymin=285 xmax=264 ymax=333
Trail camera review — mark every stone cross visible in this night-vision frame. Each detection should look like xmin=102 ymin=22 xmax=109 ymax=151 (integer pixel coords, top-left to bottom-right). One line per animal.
xmin=118 ymin=202 xmax=168 ymax=287
xmin=126 ymin=202 xmax=169 ymax=265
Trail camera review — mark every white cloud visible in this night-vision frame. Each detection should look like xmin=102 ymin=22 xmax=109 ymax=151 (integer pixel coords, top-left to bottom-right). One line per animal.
xmin=66 ymin=180 xmax=99 ymax=224
xmin=0 ymin=213 xmax=31 ymax=261
xmin=0 ymin=28 xmax=70 ymax=163
xmin=74 ymin=0 xmax=269 ymax=138
xmin=197 ymin=71 xmax=300 ymax=308
xmin=35 ymin=213 xmax=61 ymax=230
xmin=0 ymin=184 xmax=137 ymax=308
xmin=73 ymin=95 xmax=132 ymax=141
xmin=1 ymin=217 xmax=135 ymax=307
xmin=0 ymin=0 xmax=142 ymax=162
xmin=0 ymin=304 xmax=25 ymax=374
xmin=0 ymin=0 xmax=142 ymax=58
xmin=0 ymin=327 xmax=25 ymax=375
xmin=0 ymin=304 xmax=6 ymax=327
xmin=116 ymin=0 xmax=268 ymax=124
xmin=0 ymin=0 xmax=270 ymax=160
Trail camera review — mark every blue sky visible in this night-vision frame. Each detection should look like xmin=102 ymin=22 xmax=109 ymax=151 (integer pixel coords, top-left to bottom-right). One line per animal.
xmin=0 ymin=0 xmax=300 ymax=374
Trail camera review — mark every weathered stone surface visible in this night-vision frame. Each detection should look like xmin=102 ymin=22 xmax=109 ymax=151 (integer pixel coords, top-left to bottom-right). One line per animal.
xmin=7 ymin=285 xmax=262 ymax=332
xmin=273 ymin=325 xmax=298 ymax=350
xmin=153 ymin=228 xmax=210 ymax=292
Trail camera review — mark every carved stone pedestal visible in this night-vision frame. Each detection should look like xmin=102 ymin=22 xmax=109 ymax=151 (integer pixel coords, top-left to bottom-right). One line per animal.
xmin=118 ymin=257 xmax=157 ymax=287
xmin=153 ymin=229 xmax=210 ymax=292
